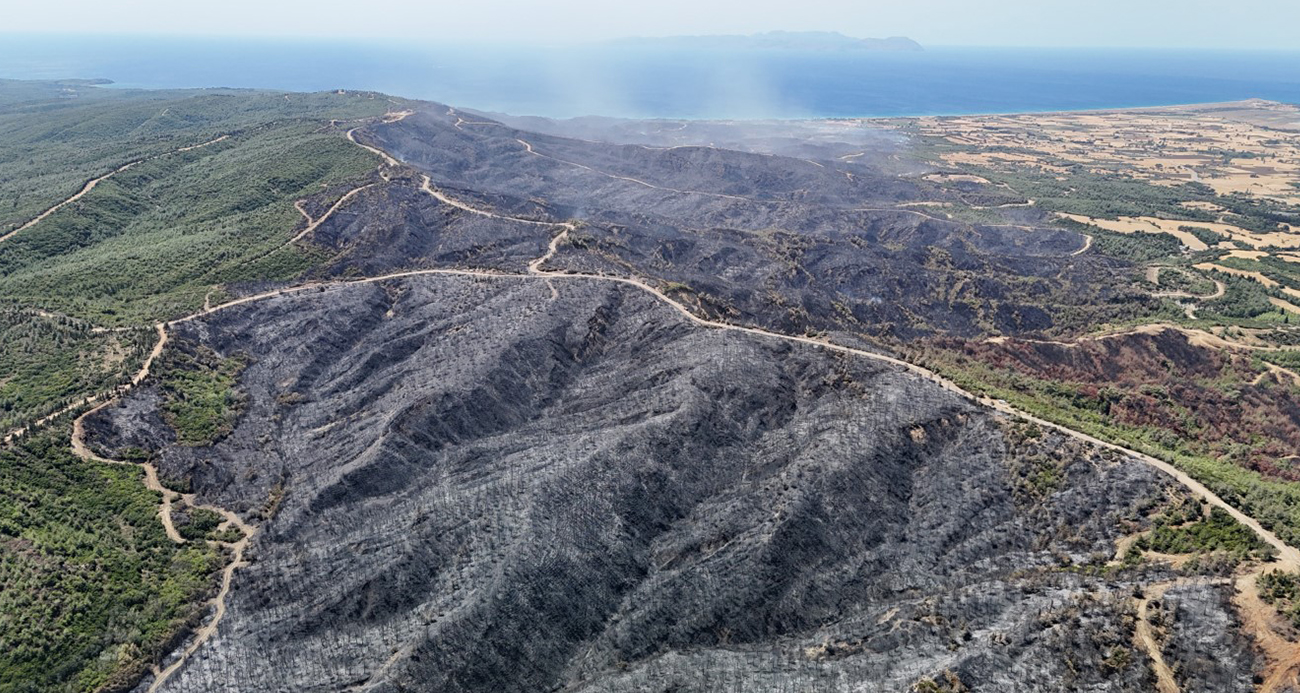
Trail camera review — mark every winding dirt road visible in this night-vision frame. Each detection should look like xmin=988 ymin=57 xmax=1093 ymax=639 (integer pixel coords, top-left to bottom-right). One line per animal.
xmin=25 ymin=114 xmax=1300 ymax=690
xmin=0 ymin=134 xmax=230 ymax=244
xmin=1149 ymin=266 xmax=1227 ymax=300
xmin=347 ymin=126 xmax=401 ymax=167
xmin=344 ymin=110 xmax=411 ymax=167
xmin=289 ymin=183 xmax=376 ymax=245
xmin=147 ymin=513 xmax=253 ymax=693
xmin=64 ymin=321 xmax=256 ymax=692
xmin=156 ymin=216 xmax=1300 ymax=690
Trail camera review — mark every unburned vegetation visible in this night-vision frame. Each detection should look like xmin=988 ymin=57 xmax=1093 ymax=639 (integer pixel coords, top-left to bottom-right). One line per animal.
xmin=0 ymin=311 xmax=153 ymax=433
xmin=0 ymin=82 xmax=395 ymax=692
xmin=0 ymin=433 xmax=222 ymax=693
xmin=0 ymin=120 xmax=382 ymax=324
xmin=157 ymin=341 xmax=248 ymax=447
xmin=910 ymin=327 xmax=1300 ymax=547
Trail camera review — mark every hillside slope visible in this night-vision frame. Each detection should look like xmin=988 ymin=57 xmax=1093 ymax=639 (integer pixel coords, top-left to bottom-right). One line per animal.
xmin=3 ymin=81 xmax=1297 ymax=691
xmin=332 ymin=108 xmax=1151 ymax=340
xmin=85 ymin=275 xmax=1254 ymax=692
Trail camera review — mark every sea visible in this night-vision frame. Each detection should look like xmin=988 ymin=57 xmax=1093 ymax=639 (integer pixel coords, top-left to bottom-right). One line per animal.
xmin=2 ymin=34 xmax=1300 ymax=119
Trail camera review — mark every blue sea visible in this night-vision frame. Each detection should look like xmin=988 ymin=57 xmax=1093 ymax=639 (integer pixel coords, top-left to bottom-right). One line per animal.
xmin=2 ymin=35 xmax=1300 ymax=119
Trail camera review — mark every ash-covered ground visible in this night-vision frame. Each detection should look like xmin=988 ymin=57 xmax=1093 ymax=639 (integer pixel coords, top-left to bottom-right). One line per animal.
xmin=86 ymin=275 xmax=1256 ymax=692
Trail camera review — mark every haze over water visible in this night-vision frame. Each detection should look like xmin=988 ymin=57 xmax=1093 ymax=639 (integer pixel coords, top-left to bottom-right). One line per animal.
xmin=3 ymin=35 xmax=1300 ymax=119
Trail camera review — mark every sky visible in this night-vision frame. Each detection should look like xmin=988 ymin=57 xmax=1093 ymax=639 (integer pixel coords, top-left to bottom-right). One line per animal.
xmin=5 ymin=0 xmax=1300 ymax=50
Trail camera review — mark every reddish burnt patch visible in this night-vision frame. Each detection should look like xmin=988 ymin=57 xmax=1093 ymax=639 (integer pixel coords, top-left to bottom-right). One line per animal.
xmin=936 ymin=328 xmax=1300 ymax=480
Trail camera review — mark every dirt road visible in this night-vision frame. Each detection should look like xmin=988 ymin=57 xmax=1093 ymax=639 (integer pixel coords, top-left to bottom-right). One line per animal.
xmin=344 ymin=110 xmax=410 ymax=167
xmin=55 ymin=229 xmax=1300 ymax=693
xmin=1134 ymin=580 xmax=1184 ymax=693
xmin=1237 ymin=566 xmax=1300 ymax=693
xmin=0 ymin=134 xmax=230 ymax=244
xmin=63 ymin=321 xmax=257 ymax=692
xmin=147 ymin=213 xmax=1300 ymax=688
xmin=289 ymin=183 xmax=375 ymax=244
xmin=27 ymin=115 xmax=1300 ymax=690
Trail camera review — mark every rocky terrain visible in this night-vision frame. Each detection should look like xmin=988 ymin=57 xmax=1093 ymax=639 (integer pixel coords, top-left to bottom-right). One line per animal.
xmin=84 ymin=274 xmax=1256 ymax=692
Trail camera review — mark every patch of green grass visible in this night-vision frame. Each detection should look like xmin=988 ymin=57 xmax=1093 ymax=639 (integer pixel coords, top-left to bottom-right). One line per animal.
xmin=210 ymin=525 xmax=245 ymax=544
xmin=1003 ymin=432 xmax=1067 ymax=505
xmin=174 ymin=507 xmax=225 ymax=542
xmin=1151 ymin=266 xmax=1217 ymax=296
xmin=1177 ymin=225 xmax=1226 ymax=248
xmin=1201 ymin=276 xmax=1281 ymax=320
xmin=1261 ymin=350 xmax=1300 ymax=369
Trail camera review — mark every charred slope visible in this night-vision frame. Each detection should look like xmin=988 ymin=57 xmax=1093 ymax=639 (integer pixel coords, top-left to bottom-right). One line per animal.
xmin=84 ymin=275 xmax=1253 ymax=692
xmin=363 ymin=110 xmax=920 ymax=213
xmin=313 ymin=110 xmax=1145 ymax=340
xmin=305 ymin=174 xmax=557 ymax=277
xmin=548 ymin=207 xmax=1113 ymax=339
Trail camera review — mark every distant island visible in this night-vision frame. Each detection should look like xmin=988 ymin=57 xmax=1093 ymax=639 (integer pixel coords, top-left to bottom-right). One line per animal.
xmin=613 ymin=31 xmax=923 ymax=52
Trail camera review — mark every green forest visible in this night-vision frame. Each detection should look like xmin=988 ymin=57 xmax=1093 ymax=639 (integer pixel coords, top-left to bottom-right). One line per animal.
xmin=0 ymin=81 xmax=397 ymax=691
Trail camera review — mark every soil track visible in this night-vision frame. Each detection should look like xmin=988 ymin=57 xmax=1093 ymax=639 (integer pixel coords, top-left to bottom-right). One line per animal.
xmin=1135 ymin=580 xmax=1186 ymax=693
xmin=1237 ymin=567 xmax=1300 ymax=693
xmin=169 ymin=199 xmax=1300 ymax=571
xmin=66 ymin=321 xmax=256 ymax=692
xmin=290 ymin=183 xmax=376 ymax=244
xmin=1148 ymin=266 xmax=1227 ymax=300
xmin=22 ymin=113 xmax=1300 ymax=690
xmin=124 ymin=224 xmax=1300 ymax=690
xmin=0 ymin=134 xmax=230 ymax=244
xmin=344 ymin=110 xmax=410 ymax=167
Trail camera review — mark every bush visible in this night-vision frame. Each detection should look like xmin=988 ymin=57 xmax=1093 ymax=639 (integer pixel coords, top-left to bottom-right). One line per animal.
xmin=1139 ymin=507 xmax=1277 ymax=563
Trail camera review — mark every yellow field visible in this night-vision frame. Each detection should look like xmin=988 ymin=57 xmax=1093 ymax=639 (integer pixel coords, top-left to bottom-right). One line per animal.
xmin=914 ymin=100 xmax=1300 ymax=208
xmin=1058 ymin=213 xmax=1211 ymax=251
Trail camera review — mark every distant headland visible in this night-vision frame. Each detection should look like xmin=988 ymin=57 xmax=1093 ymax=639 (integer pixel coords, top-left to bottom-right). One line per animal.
xmin=610 ymin=31 xmax=924 ymax=52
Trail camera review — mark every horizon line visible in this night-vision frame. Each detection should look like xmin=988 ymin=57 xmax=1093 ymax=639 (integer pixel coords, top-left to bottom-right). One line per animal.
xmin=3 ymin=30 xmax=1300 ymax=53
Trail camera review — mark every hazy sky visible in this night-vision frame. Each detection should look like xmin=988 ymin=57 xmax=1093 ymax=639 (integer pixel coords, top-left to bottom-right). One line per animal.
xmin=7 ymin=0 xmax=1300 ymax=49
